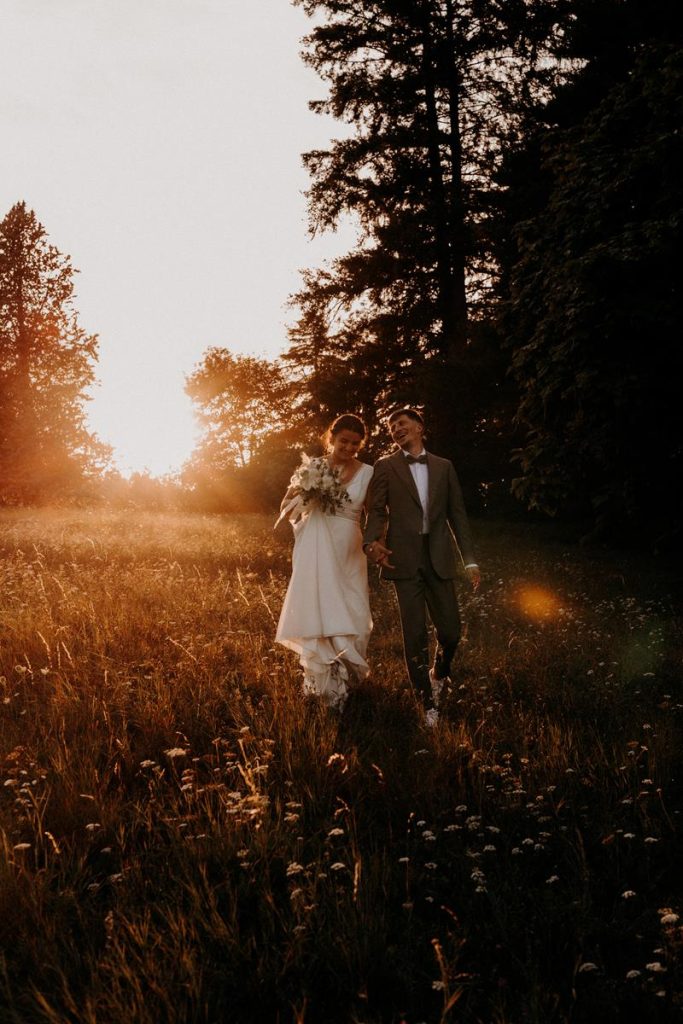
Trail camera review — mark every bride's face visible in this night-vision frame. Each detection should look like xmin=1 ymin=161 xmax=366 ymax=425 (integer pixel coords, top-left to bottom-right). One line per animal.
xmin=329 ymin=429 xmax=363 ymax=463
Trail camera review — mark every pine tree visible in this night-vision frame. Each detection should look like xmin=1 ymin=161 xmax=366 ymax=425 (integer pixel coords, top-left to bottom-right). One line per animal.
xmin=288 ymin=0 xmax=572 ymax=491
xmin=0 ymin=202 xmax=108 ymax=503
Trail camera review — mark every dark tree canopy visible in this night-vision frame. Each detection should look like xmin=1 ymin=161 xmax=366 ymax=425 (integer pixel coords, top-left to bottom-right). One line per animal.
xmin=504 ymin=45 xmax=683 ymax=544
xmin=0 ymin=202 xmax=108 ymax=503
xmin=286 ymin=0 xmax=574 ymax=506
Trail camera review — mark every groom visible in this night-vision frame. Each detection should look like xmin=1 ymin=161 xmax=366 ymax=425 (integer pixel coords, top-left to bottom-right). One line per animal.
xmin=363 ymin=408 xmax=480 ymax=724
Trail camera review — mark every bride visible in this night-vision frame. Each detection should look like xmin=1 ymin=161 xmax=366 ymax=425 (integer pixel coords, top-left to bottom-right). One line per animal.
xmin=275 ymin=414 xmax=373 ymax=707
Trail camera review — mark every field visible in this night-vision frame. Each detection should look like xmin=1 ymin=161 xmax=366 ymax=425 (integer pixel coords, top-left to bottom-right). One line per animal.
xmin=0 ymin=508 xmax=681 ymax=1023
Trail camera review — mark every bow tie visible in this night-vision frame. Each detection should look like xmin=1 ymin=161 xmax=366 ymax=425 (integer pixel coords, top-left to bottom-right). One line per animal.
xmin=406 ymin=454 xmax=427 ymax=465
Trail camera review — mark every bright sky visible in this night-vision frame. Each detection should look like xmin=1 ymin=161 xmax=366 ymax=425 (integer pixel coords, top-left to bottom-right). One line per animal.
xmin=1 ymin=0 xmax=353 ymax=476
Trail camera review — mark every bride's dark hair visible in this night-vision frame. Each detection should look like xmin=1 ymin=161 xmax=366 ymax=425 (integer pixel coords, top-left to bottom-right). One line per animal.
xmin=322 ymin=413 xmax=366 ymax=448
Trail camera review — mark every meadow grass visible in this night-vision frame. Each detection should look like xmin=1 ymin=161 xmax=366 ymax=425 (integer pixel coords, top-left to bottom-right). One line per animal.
xmin=0 ymin=507 xmax=681 ymax=1023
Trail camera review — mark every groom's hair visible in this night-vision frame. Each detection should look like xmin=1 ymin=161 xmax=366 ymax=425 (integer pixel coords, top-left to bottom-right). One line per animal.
xmin=387 ymin=407 xmax=424 ymax=426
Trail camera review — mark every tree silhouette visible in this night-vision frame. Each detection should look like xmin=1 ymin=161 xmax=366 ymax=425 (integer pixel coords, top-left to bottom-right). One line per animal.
xmin=505 ymin=46 xmax=683 ymax=544
xmin=287 ymin=0 xmax=573 ymax=478
xmin=0 ymin=202 xmax=108 ymax=503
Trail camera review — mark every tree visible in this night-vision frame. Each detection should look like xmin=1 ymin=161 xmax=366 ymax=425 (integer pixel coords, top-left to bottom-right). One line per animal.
xmin=0 ymin=202 xmax=108 ymax=503
xmin=184 ymin=349 xmax=297 ymax=511
xmin=504 ymin=45 xmax=683 ymax=545
xmin=287 ymin=0 xmax=574 ymax=498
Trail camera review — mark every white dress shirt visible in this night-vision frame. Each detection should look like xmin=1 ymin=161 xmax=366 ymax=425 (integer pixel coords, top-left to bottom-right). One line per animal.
xmin=405 ymin=448 xmax=429 ymax=533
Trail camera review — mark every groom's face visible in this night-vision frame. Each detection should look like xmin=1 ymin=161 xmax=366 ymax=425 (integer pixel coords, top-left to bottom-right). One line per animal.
xmin=389 ymin=414 xmax=424 ymax=451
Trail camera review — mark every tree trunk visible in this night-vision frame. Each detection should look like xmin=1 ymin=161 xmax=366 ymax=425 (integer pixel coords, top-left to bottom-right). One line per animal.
xmin=444 ymin=0 xmax=469 ymax=361
xmin=420 ymin=6 xmax=456 ymax=354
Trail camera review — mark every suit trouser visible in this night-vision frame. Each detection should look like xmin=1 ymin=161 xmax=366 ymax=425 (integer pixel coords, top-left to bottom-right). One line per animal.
xmin=393 ymin=536 xmax=462 ymax=707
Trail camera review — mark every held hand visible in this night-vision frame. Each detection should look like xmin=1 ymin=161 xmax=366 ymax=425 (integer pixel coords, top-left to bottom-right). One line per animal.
xmin=365 ymin=540 xmax=394 ymax=568
xmin=465 ymin=564 xmax=481 ymax=591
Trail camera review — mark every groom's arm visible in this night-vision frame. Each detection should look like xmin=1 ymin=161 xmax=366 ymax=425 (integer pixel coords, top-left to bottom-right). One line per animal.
xmin=446 ymin=463 xmax=479 ymax=585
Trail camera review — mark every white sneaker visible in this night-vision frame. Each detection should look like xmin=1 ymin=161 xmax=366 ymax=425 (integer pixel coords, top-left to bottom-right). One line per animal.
xmin=424 ymin=707 xmax=439 ymax=729
xmin=429 ymin=668 xmax=450 ymax=706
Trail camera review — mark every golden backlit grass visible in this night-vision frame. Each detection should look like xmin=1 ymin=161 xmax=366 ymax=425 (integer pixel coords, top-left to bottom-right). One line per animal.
xmin=0 ymin=508 xmax=681 ymax=1023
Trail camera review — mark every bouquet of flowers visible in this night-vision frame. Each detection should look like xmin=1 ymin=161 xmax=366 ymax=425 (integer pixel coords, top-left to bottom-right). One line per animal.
xmin=275 ymin=454 xmax=350 ymax=529
xmin=289 ymin=454 xmax=350 ymax=514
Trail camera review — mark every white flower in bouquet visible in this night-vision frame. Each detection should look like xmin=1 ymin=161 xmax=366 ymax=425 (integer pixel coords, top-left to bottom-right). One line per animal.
xmin=289 ymin=454 xmax=350 ymax=515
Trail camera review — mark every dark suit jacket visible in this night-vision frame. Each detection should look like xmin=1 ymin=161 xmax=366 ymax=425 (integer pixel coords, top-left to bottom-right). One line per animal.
xmin=363 ymin=450 xmax=475 ymax=580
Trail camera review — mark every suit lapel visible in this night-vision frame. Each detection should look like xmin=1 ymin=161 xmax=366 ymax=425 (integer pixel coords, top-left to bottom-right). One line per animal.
xmin=390 ymin=451 xmax=422 ymax=508
xmin=426 ymin=453 xmax=440 ymax=523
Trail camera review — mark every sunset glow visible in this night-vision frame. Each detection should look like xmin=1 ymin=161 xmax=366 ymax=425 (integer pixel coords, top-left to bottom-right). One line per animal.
xmin=88 ymin=375 xmax=199 ymax=477
xmin=1 ymin=1 xmax=352 ymax=479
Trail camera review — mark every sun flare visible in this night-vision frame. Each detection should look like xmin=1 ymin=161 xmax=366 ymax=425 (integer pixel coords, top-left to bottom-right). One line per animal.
xmin=88 ymin=381 xmax=199 ymax=478
xmin=516 ymin=584 xmax=562 ymax=620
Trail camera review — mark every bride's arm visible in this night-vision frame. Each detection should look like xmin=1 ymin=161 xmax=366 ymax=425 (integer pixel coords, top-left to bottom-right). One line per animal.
xmin=360 ymin=466 xmax=375 ymax=521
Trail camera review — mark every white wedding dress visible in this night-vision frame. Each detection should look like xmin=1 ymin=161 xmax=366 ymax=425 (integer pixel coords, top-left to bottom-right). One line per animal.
xmin=276 ymin=462 xmax=374 ymax=706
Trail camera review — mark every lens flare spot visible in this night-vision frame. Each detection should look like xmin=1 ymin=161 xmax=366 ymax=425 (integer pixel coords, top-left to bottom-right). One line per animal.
xmin=516 ymin=585 xmax=561 ymax=620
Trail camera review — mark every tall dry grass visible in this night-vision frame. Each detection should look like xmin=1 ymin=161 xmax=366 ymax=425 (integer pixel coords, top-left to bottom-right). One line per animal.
xmin=0 ymin=508 xmax=681 ymax=1023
